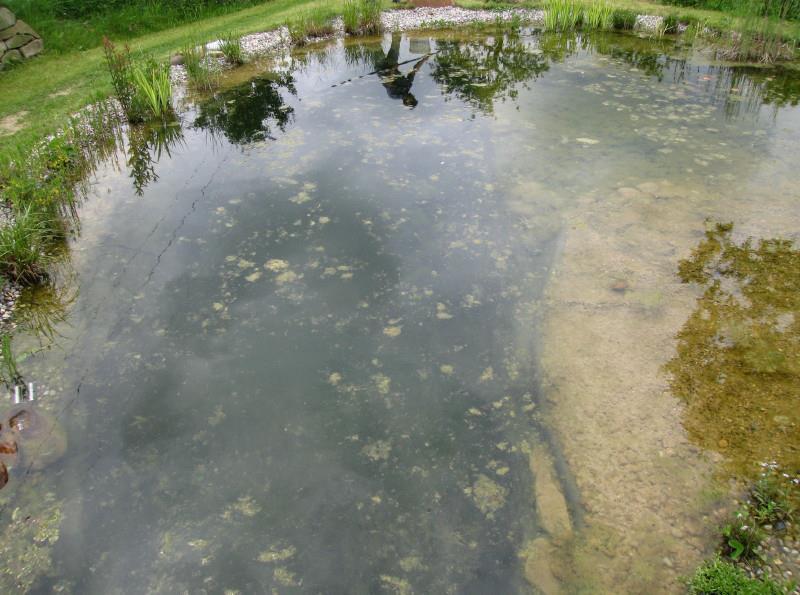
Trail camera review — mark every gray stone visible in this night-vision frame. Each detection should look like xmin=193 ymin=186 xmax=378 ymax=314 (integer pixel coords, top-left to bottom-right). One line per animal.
xmin=0 ymin=20 xmax=36 ymax=42
xmin=19 ymin=38 xmax=42 ymax=58
xmin=1 ymin=48 xmax=21 ymax=65
xmin=0 ymin=7 xmax=15 ymax=31
xmin=5 ymin=33 xmax=33 ymax=50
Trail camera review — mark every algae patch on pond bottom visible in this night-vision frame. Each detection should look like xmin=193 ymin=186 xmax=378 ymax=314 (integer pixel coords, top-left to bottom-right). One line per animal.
xmin=667 ymin=223 xmax=800 ymax=476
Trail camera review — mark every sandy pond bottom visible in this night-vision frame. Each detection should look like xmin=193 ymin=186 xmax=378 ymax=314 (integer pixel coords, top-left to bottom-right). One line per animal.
xmin=3 ymin=29 xmax=800 ymax=594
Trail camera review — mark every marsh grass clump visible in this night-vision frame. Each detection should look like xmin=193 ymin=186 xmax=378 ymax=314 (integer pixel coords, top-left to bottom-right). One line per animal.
xmin=220 ymin=33 xmax=245 ymax=65
xmin=688 ymin=557 xmax=785 ymax=595
xmin=343 ymin=0 xmax=383 ymax=35
xmin=0 ymin=206 xmax=56 ymax=284
xmin=544 ymin=0 xmax=582 ymax=31
xmin=717 ymin=21 xmax=796 ymax=63
xmin=289 ymin=5 xmax=337 ymax=46
xmin=611 ymin=8 xmax=638 ymax=30
xmin=583 ymin=1 xmax=614 ymax=30
xmin=0 ymin=102 xmax=125 ymax=285
xmin=182 ymin=43 xmax=219 ymax=90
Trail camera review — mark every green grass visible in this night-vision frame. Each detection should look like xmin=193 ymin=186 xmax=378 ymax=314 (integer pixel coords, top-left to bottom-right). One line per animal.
xmin=688 ymin=557 xmax=786 ymax=595
xmin=5 ymin=0 xmax=266 ymax=54
xmin=343 ymin=0 xmax=383 ymax=34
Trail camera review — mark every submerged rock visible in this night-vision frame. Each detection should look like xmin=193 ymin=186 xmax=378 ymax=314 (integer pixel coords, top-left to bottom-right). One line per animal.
xmin=0 ymin=405 xmax=66 ymax=485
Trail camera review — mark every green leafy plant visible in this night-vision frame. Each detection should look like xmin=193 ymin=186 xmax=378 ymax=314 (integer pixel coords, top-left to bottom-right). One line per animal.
xmin=751 ymin=472 xmax=796 ymax=525
xmin=721 ymin=508 xmax=765 ymax=561
xmin=102 ymin=36 xmax=136 ymax=115
xmin=583 ymin=1 xmax=614 ymax=30
xmin=132 ymin=61 xmax=173 ymax=120
xmin=688 ymin=556 xmax=785 ymax=595
xmin=220 ymin=32 xmax=245 ymax=65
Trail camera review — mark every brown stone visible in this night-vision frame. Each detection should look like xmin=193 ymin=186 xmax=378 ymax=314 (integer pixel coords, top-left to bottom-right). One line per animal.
xmin=19 ymin=38 xmax=42 ymax=58
xmin=0 ymin=7 xmax=15 ymax=31
xmin=0 ymin=20 xmax=36 ymax=42
xmin=5 ymin=33 xmax=32 ymax=50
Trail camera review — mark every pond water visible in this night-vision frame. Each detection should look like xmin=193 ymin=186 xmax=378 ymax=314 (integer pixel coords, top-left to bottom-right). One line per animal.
xmin=3 ymin=28 xmax=800 ymax=594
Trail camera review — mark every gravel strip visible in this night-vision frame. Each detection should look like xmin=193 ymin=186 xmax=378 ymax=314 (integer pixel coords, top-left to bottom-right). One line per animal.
xmin=0 ymin=280 xmax=21 ymax=332
xmin=381 ymin=7 xmax=544 ymax=31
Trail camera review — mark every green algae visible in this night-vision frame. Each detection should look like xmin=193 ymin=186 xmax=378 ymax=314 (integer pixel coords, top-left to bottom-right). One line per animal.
xmin=667 ymin=223 xmax=800 ymax=476
xmin=0 ymin=482 xmax=63 ymax=593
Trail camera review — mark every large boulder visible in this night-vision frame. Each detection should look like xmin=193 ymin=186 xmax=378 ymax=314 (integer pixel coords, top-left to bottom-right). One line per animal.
xmin=0 ymin=6 xmax=42 ymax=70
xmin=0 ymin=7 xmax=15 ymax=31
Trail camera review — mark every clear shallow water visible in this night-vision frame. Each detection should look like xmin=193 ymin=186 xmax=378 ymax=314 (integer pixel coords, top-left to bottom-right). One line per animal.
xmin=3 ymin=29 xmax=800 ymax=594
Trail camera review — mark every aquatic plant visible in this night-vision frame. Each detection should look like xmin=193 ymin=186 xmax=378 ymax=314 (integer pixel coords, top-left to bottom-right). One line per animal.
xmin=220 ymin=32 xmax=245 ymax=65
xmin=343 ymin=0 xmax=382 ymax=35
xmin=0 ymin=334 xmax=22 ymax=386
xmin=103 ymin=36 xmax=137 ymax=116
xmin=544 ymin=0 xmax=582 ymax=31
xmin=0 ymin=205 xmax=56 ymax=284
xmin=132 ymin=61 xmax=173 ymax=120
xmin=583 ymin=1 xmax=614 ymax=30
xmin=182 ymin=43 xmax=218 ymax=90
xmin=750 ymin=470 xmax=796 ymax=526
xmin=688 ymin=556 xmax=785 ymax=594
xmin=721 ymin=509 xmax=765 ymax=561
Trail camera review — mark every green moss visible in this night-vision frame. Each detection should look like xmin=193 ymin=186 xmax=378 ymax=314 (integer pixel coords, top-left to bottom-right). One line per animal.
xmin=666 ymin=223 xmax=800 ymax=476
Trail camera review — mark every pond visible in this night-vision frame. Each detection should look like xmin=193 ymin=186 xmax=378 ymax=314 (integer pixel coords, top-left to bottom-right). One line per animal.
xmin=3 ymin=27 xmax=800 ymax=594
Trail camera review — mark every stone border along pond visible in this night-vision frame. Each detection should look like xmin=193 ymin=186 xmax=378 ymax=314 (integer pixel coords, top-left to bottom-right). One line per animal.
xmin=192 ymin=6 xmax=674 ymax=64
xmin=0 ymin=5 xmax=43 ymax=70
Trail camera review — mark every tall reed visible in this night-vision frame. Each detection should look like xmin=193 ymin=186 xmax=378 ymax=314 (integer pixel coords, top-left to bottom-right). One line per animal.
xmin=544 ymin=0 xmax=582 ymax=31
xmin=182 ymin=43 xmax=218 ymax=90
xmin=583 ymin=1 xmax=614 ymax=30
xmin=342 ymin=0 xmax=383 ymax=35
xmin=220 ymin=33 xmax=245 ymax=65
